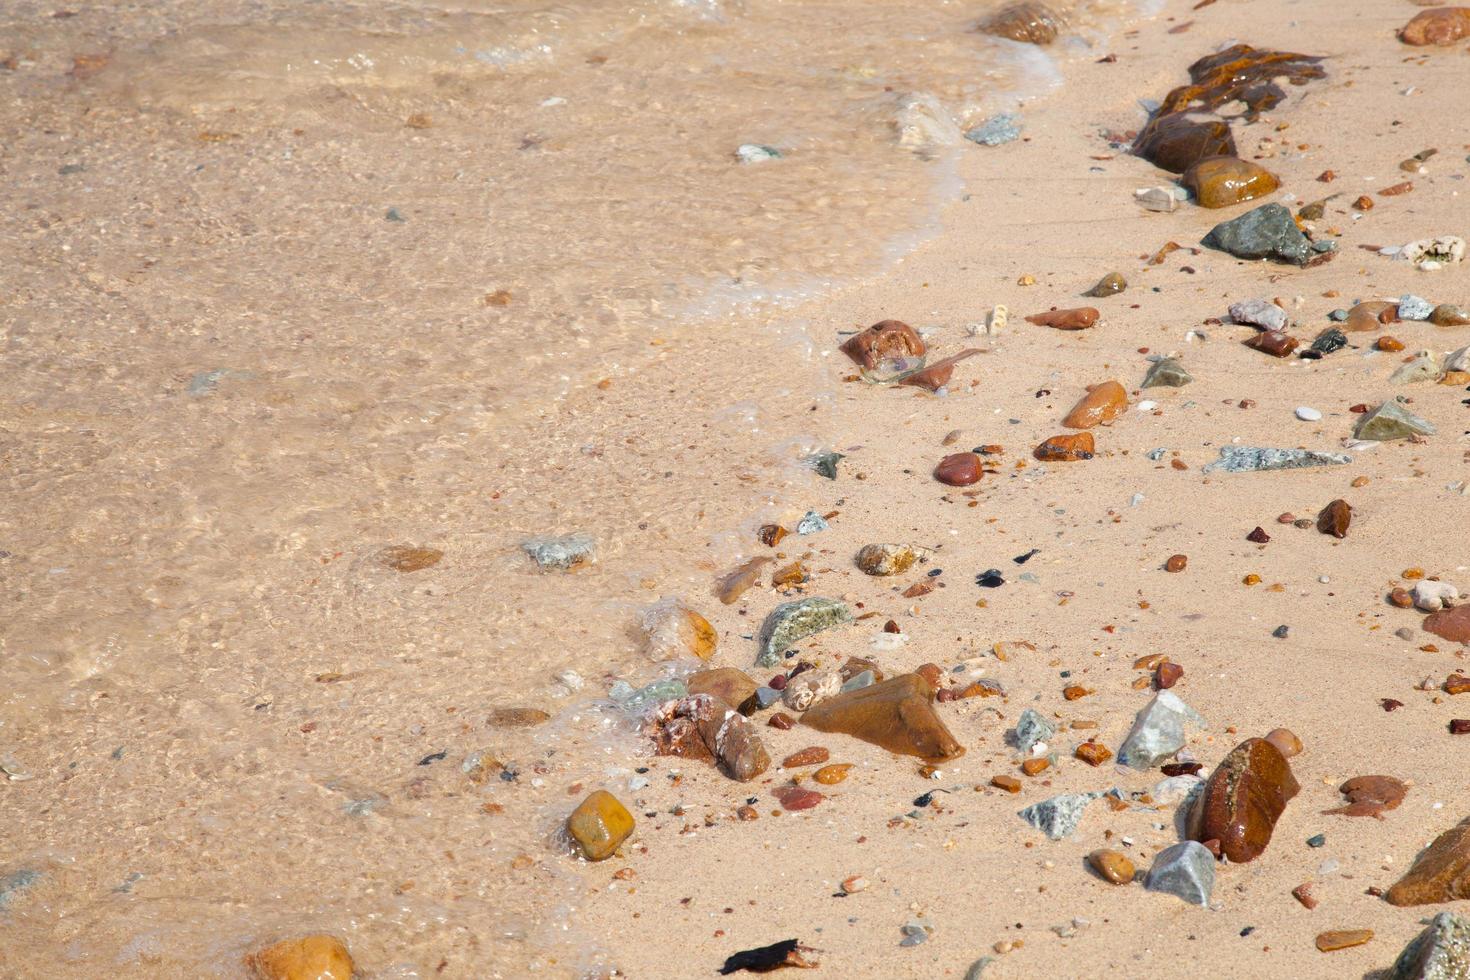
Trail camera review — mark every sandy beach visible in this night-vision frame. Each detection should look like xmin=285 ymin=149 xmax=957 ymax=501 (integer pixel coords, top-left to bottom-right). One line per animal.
xmin=3 ymin=0 xmax=1470 ymax=976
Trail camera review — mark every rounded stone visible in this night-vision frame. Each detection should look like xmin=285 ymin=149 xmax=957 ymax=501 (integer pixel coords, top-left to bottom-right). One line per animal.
xmin=1088 ymin=849 xmax=1136 ymax=885
xmin=246 ymin=935 xmax=355 ymax=980
xmin=1265 ymin=727 xmax=1303 ymax=759
xmin=1183 ymin=156 xmax=1281 ymax=209
xmin=934 ymin=452 xmax=983 ymax=486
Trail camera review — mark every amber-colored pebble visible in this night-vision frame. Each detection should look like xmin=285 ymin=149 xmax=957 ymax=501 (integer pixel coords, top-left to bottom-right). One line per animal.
xmin=1075 ymin=741 xmax=1113 ymax=767
xmin=1243 ymin=574 xmax=1261 ymax=586
xmin=1165 ymin=554 xmax=1188 ymax=573
xmin=1021 ymin=758 xmax=1051 ymax=776
xmin=736 ymin=804 xmax=759 ymax=820
xmin=1063 ymin=685 xmax=1091 ymax=701
xmin=1088 ymin=849 xmax=1136 ymax=885
xmin=1377 ymin=336 xmax=1405 ymax=352
xmin=915 ymin=663 xmax=944 ymax=688
xmin=1352 ymin=195 xmax=1374 ymax=211
xmin=813 ymin=763 xmax=853 ymax=785
xmin=758 ymin=524 xmax=788 ymax=547
xmin=1351 ymin=476 xmax=1369 ymax=488
xmin=1170 ymin=458 xmax=1188 ymax=471
xmin=1133 ymin=653 xmax=1166 ymax=670
xmin=1315 ymin=929 xmax=1373 ymax=952
xmin=1388 ymin=588 xmax=1413 ymax=608
xmin=991 ymin=774 xmax=1022 ymax=794
xmin=1445 ymin=675 xmax=1470 ymax=696
xmin=1403 ymin=568 xmax=1426 ymax=580
xmin=781 ymin=746 xmax=830 ymax=768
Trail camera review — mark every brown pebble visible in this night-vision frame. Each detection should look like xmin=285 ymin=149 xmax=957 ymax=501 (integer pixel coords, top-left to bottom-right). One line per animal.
xmin=247 ymin=936 xmax=355 ymax=980
xmin=1447 ymin=675 xmax=1470 ymax=695
xmin=1156 ymin=661 xmax=1184 ymax=690
xmin=991 ymin=774 xmax=1022 ymax=794
xmin=1244 ymin=330 xmax=1300 ymax=358
xmin=934 ymin=452 xmax=983 ymax=486
xmin=736 ymin=804 xmax=759 ymax=821
xmin=1062 ymin=685 xmax=1091 ymax=701
xmin=1381 ymin=699 xmax=1404 ymax=712
xmin=1389 ymin=589 xmax=1414 ymax=608
xmin=1315 ymin=929 xmax=1372 ymax=952
xmin=1352 ymin=195 xmax=1374 ymax=211
xmin=1087 ymin=849 xmax=1136 ymax=885
xmin=1033 ymin=432 xmax=1095 ymax=462
xmin=915 ymin=663 xmax=943 ymax=688
xmin=1293 ymin=883 xmax=1318 ymax=910
xmin=1165 ymin=554 xmax=1188 ymax=573
xmin=1378 ymin=336 xmax=1405 ymax=352
xmin=1025 ymin=307 xmax=1101 ymax=330
xmin=1075 ymin=741 xmax=1113 ymax=767
xmin=1021 ymin=758 xmax=1050 ymax=776
xmin=1451 ymin=720 xmax=1470 ymax=735
xmin=781 ymin=746 xmax=830 ymax=769
xmin=1265 ymin=727 xmax=1303 ymax=759
xmin=1247 ymin=526 xmax=1270 ymax=543
xmin=768 ymin=712 xmax=796 ymax=730
xmin=1317 ymin=499 xmax=1351 ymax=538
xmin=1324 ymin=775 xmax=1407 ymax=817
xmin=1061 ymin=381 xmax=1128 ymax=429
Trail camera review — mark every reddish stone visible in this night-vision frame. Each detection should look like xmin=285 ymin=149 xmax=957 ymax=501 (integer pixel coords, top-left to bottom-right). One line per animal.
xmin=1317 ymin=499 xmax=1351 ymax=538
xmin=1161 ymin=762 xmax=1202 ymax=777
xmin=1061 ymin=381 xmax=1127 ymax=429
xmin=1381 ymin=699 xmax=1404 ymax=712
xmin=802 ymin=674 xmax=964 ymax=762
xmin=915 ymin=663 xmax=943 ymax=688
xmin=1187 ymin=737 xmax=1300 ymax=863
xmin=1387 ymin=815 xmax=1470 ymax=905
xmin=1246 ymin=527 xmax=1270 ymax=543
xmin=897 ymin=349 xmax=983 ymax=391
xmin=768 ymin=712 xmax=796 ymax=730
xmin=1156 ymin=661 xmax=1184 ymax=689
xmin=1322 ymin=775 xmax=1407 ymax=817
xmin=1425 ymin=605 xmax=1470 ymax=644
xmin=934 ymin=452 xmax=983 ymax=486
xmin=781 ymin=746 xmax=831 ymax=768
xmin=1033 ymin=432 xmax=1095 ymax=461
xmin=1165 ymin=554 xmax=1188 ymax=573
xmin=1400 ymin=7 xmax=1470 ymax=45
xmin=1025 ymin=307 xmax=1100 ymax=330
xmin=1453 ymin=720 xmax=1470 ymax=735
xmin=1389 ymin=588 xmax=1414 ymax=608
xmin=1075 ymin=741 xmax=1113 ymax=766
xmin=840 ymin=319 xmax=924 ymax=370
xmin=773 ymin=785 xmax=825 ymax=811
xmin=1244 ymin=330 xmax=1299 ymax=357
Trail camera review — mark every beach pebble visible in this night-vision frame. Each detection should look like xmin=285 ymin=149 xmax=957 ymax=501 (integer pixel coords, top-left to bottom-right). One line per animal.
xmin=246 ymin=935 xmax=355 ymax=980
xmin=1295 ymin=406 xmax=1322 ymax=421
xmin=1088 ymin=849 xmax=1136 ymax=885
xmin=736 ymin=143 xmax=782 ymax=163
xmin=1230 ymin=298 xmax=1287 ymax=331
xmin=1018 ymin=791 xmax=1103 ymax=840
xmin=1144 ymin=841 xmax=1215 ymax=906
xmin=1117 ymin=691 xmax=1206 ymax=769
xmin=1398 ymin=294 xmax=1434 ymax=320
xmin=1388 ymin=911 xmax=1470 ymax=978
xmin=1414 ymin=580 xmax=1459 ymax=612
xmin=1134 ymin=186 xmax=1180 ymax=212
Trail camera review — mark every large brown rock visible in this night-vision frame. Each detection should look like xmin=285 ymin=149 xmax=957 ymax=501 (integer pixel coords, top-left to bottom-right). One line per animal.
xmin=696 ymin=699 xmax=772 ymax=781
xmin=1187 ymin=737 xmax=1299 ymax=863
xmin=1387 ymin=816 xmax=1470 ymax=906
xmin=1133 ymin=113 xmax=1235 ymax=174
xmin=1062 ymin=381 xmax=1127 ymax=429
xmin=801 ymin=674 xmax=964 ymax=762
xmin=1400 ymin=7 xmax=1470 ymax=45
xmin=977 ymin=1 xmax=1065 ymax=44
xmin=1183 ymin=156 xmax=1280 ymax=209
xmin=1425 ymin=605 xmax=1470 ymax=644
xmin=840 ymin=319 xmax=924 ymax=370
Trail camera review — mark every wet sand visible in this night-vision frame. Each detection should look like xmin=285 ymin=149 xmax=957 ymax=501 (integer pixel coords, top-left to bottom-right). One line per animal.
xmin=4 ymin=0 xmax=1470 ymax=976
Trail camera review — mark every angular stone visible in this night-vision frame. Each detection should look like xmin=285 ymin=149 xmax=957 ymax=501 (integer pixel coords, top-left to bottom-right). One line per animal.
xmin=1062 ymin=380 xmax=1127 ymax=429
xmin=841 ymin=319 xmax=925 ymax=370
xmin=781 ymin=746 xmax=829 ymax=768
xmin=934 ymin=451 xmax=984 ymax=486
xmin=1085 ymin=272 xmax=1127 ymax=297
xmin=1356 ymin=401 xmax=1436 ymax=441
xmin=567 ymin=790 xmax=635 ymax=861
xmin=756 ymin=597 xmax=852 ymax=668
xmin=1229 ymin=298 xmax=1287 ymax=331
xmin=806 ymin=450 xmax=844 ymax=479
xmin=1187 ymin=737 xmax=1299 ymax=863
xmin=1311 ymin=327 xmax=1349 ymax=355
xmin=1185 ymin=156 xmax=1280 ymax=209
xmin=1025 ymin=307 xmax=1099 ymax=330
xmin=716 ymin=556 xmax=772 ymax=604
xmin=522 ymin=533 xmax=596 ymax=570
xmin=687 ymin=668 xmax=759 ymax=710
xmin=1400 ymin=7 xmax=1470 ymax=45
xmin=1201 ymin=446 xmax=1352 ymax=474
xmin=1075 ymin=741 xmax=1113 ymax=766
xmin=1324 ymin=775 xmax=1407 ymax=817
xmin=1141 ymin=356 xmax=1193 ymax=388
xmin=488 ymin=707 xmax=551 ymax=728
xmin=1135 ymin=186 xmax=1181 ymax=213
xmin=1202 ymin=203 xmax=1313 ymax=266
xmin=1389 ymin=911 xmax=1470 ymax=979
xmin=896 ymin=349 xmax=983 ymax=391
xmin=978 ymin=1 xmax=1065 ymax=44
xmin=1118 ymin=691 xmax=1205 ymax=769
xmin=1033 ymin=432 xmax=1095 ymax=461
xmin=375 ymin=545 xmax=443 ymax=573
xmin=855 ymin=543 xmax=929 ymax=576
xmin=896 ymin=94 xmax=962 ymax=151
xmin=1448 ymin=347 xmax=1470 ymax=373
xmin=1317 ymin=930 xmax=1374 ymax=952
xmin=802 ymin=674 xmax=964 ymax=762
xmin=697 ymin=700 xmax=772 ymax=781
xmin=1013 ymin=708 xmax=1056 ymax=754
xmin=1244 ymin=329 xmax=1299 ymax=357
xmin=1400 ymin=294 xmax=1436 ymax=321
xmin=246 ymin=935 xmax=355 ymax=980
xmin=1425 ymin=605 xmax=1470 ymax=645
xmin=1089 ymin=849 xmax=1136 ymax=884
xmin=1018 ymin=791 xmax=1102 ymax=840
xmin=1144 ymin=841 xmax=1216 ymax=906
xmin=1391 ymin=351 xmax=1443 ymax=385
xmin=1134 ymin=114 xmax=1236 ymax=174
xmin=641 ymin=598 xmax=717 ymax=661
xmin=1317 ymin=499 xmax=1351 ymax=538
xmin=1390 ymin=816 xmax=1470 ymax=906
xmin=965 ymin=112 xmax=1022 ymax=146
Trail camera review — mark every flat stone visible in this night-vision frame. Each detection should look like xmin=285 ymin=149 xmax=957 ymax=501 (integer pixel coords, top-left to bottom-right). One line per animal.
xmin=567 ymin=789 xmax=635 ymax=861
xmin=1118 ymin=691 xmax=1205 ymax=769
xmin=1448 ymin=346 xmax=1470 ymax=373
xmin=1033 ymin=432 xmax=1095 ymax=461
xmin=1025 ymin=307 xmax=1100 ymax=330
xmin=965 ymin=112 xmax=1022 ymax=146
xmin=1202 ymin=203 xmax=1314 ymax=266
xmin=756 ymin=597 xmax=852 ymax=668
xmin=375 ymin=545 xmax=443 ymax=572
xmin=1400 ymin=7 xmax=1470 ymax=45
xmin=488 ymin=707 xmax=551 ymax=728
xmin=1229 ymin=298 xmax=1288 ymax=331
xmin=1317 ymin=930 xmax=1374 ymax=952
xmin=1013 ymin=708 xmax=1056 ymax=754
xmin=1389 ymin=911 xmax=1470 ymax=979
xmin=1018 ymin=791 xmax=1102 ymax=840
xmin=1432 ymin=305 xmax=1470 ymax=326
xmin=1201 ymin=446 xmax=1352 ymax=474
xmin=246 ymin=935 xmax=355 ymax=980
xmin=736 ymin=143 xmax=781 ymax=163
xmin=1141 ymin=356 xmax=1192 ymax=388
xmin=1187 ymin=737 xmax=1299 ymax=863
xmin=978 ymin=1 xmax=1065 ymax=44
xmin=1425 ymin=606 xmax=1470 ymax=645
xmin=1324 ymin=775 xmax=1407 ymax=817
xmin=1185 ymin=156 xmax=1280 ymax=209
xmin=855 ymin=543 xmax=929 ymax=576
xmin=896 ymin=349 xmax=983 ymax=391
xmin=1144 ymin=840 xmax=1215 ymax=906
xmin=1346 ymin=300 xmax=1398 ymax=332
xmin=522 ymin=533 xmax=596 ymax=571
xmin=1356 ymin=401 xmax=1436 ymax=441
xmin=1062 ymin=380 xmax=1127 ymax=429
xmin=802 ymin=673 xmax=964 ymax=762
xmin=1135 ymin=186 xmax=1180 ymax=213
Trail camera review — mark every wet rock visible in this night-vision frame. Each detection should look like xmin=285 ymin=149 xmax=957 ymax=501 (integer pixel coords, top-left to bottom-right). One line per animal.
xmin=1356 ymin=401 xmax=1436 ymax=441
xmin=1184 ymin=156 xmax=1280 ymax=209
xmin=896 ymin=349 xmax=983 ymax=391
xmin=781 ymin=667 xmax=842 ymax=711
xmin=1144 ymin=841 xmax=1216 ymax=906
xmin=1425 ymin=605 xmax=1470 ymax=644
xmin=841 ymin=319 xmax=925 ymax=370
xmin=795 ymin=511 xmax=828 ymax=536
xmin=522 ymin=533 xmax=596 ymax=570
xmin=690 ymin=698 xmax=772 ymax=780
xmin=781 ymin=746 xmax=829 ymax=769
xmin=773 ymin=784 xmax=824 ymax=811
xmin=1134 ymin=115 xmax=1236 ymax=174
xmin=1317 ymin=930 xmax=1374 ymax=952
xmin=1062 ymin=380 xmax=1127 ymax=429
xmin=896 ymin=93 xmax=962 ymax=150
xmin=856 ymin=543 xmax=929 ymax=576
xmin=1085 ymin=272 xmax=1127 ymax=297
xmin=934 ymin=452 xmax=984 ymax=486
xmin=687 ymin=668 xmax=759 ymax=709
xmin=1389 ymin=911 xmax=1470 ymax=979
xmin=717 ymin=556 xmax=773 ymax=604
xmin=1118 ymin=691 xmax=1206 ymax=769
xmin=1201 ymin=446 xmax=1351 ymax=474
xmin=1013 ymin=708 xmax=1055 ymax=754
xmin=1018 ymin=791 xmax=1103 ymax=840
xmin=1025 ymin=307 xmax=1100 ymax=330
xmin=1310 ymin=327 xmax=1349 ymax=355
xmin=802 ymin=673 xmax=964 ymax=761
xmin=966 ymin=112 xmax=1022 ymax=146
xmin=1264 ymin=728 xmax=1302 ymax=759
xmin=246 ymin=935 xmax=355 ymax=980
xmin=1317 ymin=499 xmax=1351 ymax=538
xmin=814 ymin=763 xmax=851 ymax=784
xmin=1345 ymin=301 xmax=1399 ymax=332
xmin=1402 ymin=236 xmax=1467 ymax=270
xmin=488 ymin=707 xmax=551 ymax=728
xmin=1324 ymin=775 xmax=1407 ymax=817
xmin=641 ymin=598 xmax=718 ymax=661
xmin=1400 ymin=7 xmax=1470 ymax=45
xmin=1033 ymin=432 xmax=1095 ymax=461
xmin=1416 ymin=581 xmax=1460 ymax=612
xmin=567 ymin=790 xmax=635 ymax=861
xmin=1229 ymin=298 xmax=1287 ymax=331
xmin=806 ymin=450 xmax=844 ymax=480
xmin=1391 ymin=351 xmax=1443 ymax=385
xmin=1400 ymin=294 xmax=1436 ymax=321
xmin=1141 ymin=357 xmax=1192 ymax=388
xmin=375 ymin=545 xmax=443 ymax=572
xmin=756 ymin=597 xmax=852 ymax=668
xmin=1202 ymin=203 xmax=1313 ymax=266
xmin=978 ymin=1 xmax=1065 ymax=44
xmin=1187 ymin=737 xmax=1299 ymax=863
xmin=1244 ymin=330 xmax=1300 ymax=358
xmin=1380 ymin=336 xmax=1408 ymax=353
xmin=1431 ymin=304 xmax=1470 ymax=326
xmin=1089 ymin=849 xmax=1136 ymax=885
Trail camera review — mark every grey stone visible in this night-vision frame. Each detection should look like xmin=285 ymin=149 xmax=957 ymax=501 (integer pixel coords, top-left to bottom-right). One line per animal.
xmin=756 ymin=597 xmax=852 ymax=668
xmin=0 ymin=869 xmax=41 ymax=908
xmin=1146 ymin=447 xmax=1167 ymax=461
xmin=796 ymin=511 xmax=829 ymax=535
xmin=1356 ymin=401 xmax=1436 ymax=441
xmin=1117 ymin=691 xmax=1205 ymax=769
xmin=1400 ymin=294 xmax=1435 ymax=321
xmin=1018 ymin=791 xmax=1102 ymax=840
xmin=1201 ymin=203 xmax=1314 ymax=266
xmin=1141 ymin=356 xmax=1193 ymax=388
xmin=1390 ymin=351 xmax=1443 ymax=385
xmin=1229 ymin=298 xmax=1287 ymax=331
xmin=1135 ymin=186 xmax=1179 ymax=213
xmin=805 ymin=451 xmax=844 ymax=480
xmin=965 ymin=113 xmax=1021 ymax=146
xmin=1391 ymin=911 xmax=1470 ymax=980
xmin=1310 ymin=327 xmax=1348 ymax=355
xmin=1201 ymin=446 xmax=1352 ymax=474
xmin=840 ymin=669 xmax=876 ymax=693
xmin=1144 ymin=841 xmax=1215 ymax=906
xmin=736 ymin=143 xmax=782 ymax=163
xmin=1328 ymin=308 xmax=1349 ymax=322
xmin=752 ymin=685 xmax=783 ymax=709
xmin=522 ymin=532 xmax=596 ymax=570
xmin=1012 ymin=708 xmax=1055 ymax=754
xmin=963 ymin=958 xmax=995 ymax=980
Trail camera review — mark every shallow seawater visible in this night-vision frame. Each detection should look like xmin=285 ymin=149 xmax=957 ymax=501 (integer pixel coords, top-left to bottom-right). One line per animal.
xmin=0 ymin=0 xmax=1144 ymax=975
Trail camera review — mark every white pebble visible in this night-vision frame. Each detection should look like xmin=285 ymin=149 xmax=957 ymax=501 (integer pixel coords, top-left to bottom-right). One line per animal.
xmin=1295 ymin=406 xmax=1322 ymax=421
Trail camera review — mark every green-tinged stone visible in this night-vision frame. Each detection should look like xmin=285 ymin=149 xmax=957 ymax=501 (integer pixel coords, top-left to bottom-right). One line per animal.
xmin=1201 ymin=203 xmax=1313 ymax=266
xmin=1201 ymin=446 xmax=1351 ymax=473
xmin=1355 ymin=401 xmax=1436 ymax=441
xmin=1085 ymin=272 xmax=1127 ymax=297
xmin=806 ymin=451 xmax=844 ymax=480
xmin=1141 ymin=356 xmax=1192 ymax=388
xmin=521 ymin=533 xmax=596 ymax=570
xmin=756 ymin=597 xmax=852 ymax=668
xmin=567 ymin=790 xmax=635 ymax=861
